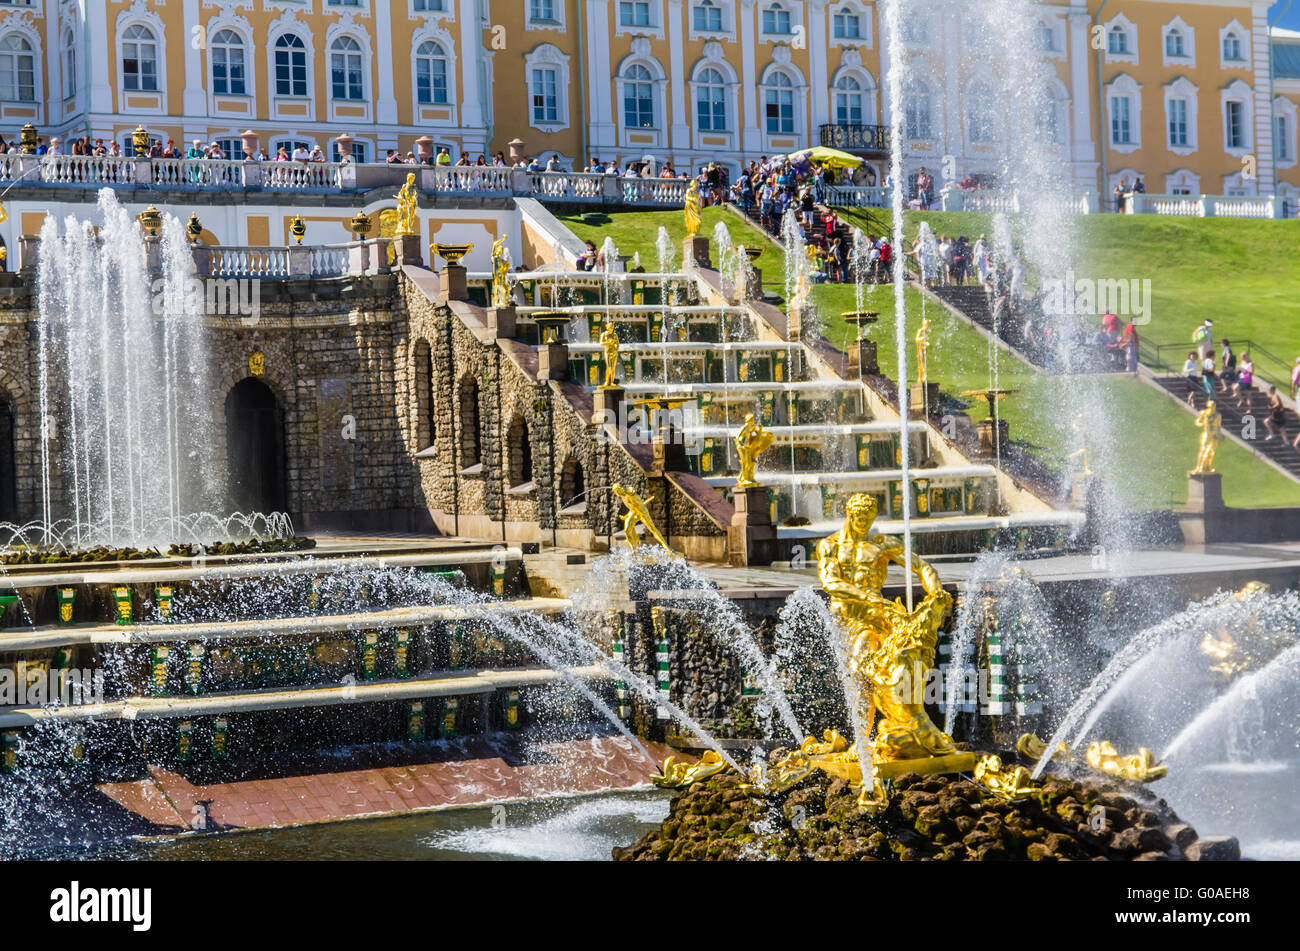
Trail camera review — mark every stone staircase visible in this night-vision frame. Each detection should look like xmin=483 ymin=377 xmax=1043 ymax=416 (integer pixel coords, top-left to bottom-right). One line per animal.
xmin=1152 ymin=375 xmax=1300 ymax=483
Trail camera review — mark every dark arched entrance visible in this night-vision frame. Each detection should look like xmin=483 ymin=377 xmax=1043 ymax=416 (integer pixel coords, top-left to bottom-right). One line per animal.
xmin=0 ymin=398 xmax=15 ymax=521
xmin=225 ymin=378 xmax=287 ymax=513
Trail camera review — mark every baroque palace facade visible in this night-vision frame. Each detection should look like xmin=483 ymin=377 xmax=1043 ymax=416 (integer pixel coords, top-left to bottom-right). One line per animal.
xmin=0 ymin=0 xmax=1295 ymax=203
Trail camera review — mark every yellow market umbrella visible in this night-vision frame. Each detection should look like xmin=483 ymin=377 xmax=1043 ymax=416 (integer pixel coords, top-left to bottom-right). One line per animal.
xmin=786 ymin=146 xmax=864 ymax=169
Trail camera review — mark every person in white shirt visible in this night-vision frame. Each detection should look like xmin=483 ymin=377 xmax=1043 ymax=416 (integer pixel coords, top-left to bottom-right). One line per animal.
xmin=291 ymin=144 xmax=311 ymax=163
xmin=47 ymin=137 xmax=62 ymax=156
xmin=309 ymin=146 xmax=325 ymax=163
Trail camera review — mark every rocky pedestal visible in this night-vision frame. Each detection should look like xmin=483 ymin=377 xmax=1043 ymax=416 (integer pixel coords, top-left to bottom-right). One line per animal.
xmin=537 ymin=341 xmax=570 ymax=381
xmin=439 ymin=263 xmax=468 ymax=302
xmin=392 ymin=234 xmax=423 ymax=267
xmin=909 ymin=382 xmax=940 ymax=418
xmin=728 ymin=485 xmax=775 ymax=567
xmin=847 ymin=339 xmax=879 ymax=375
xmin=592 ymin=385 xmax=625 ymax=425
xmin=683 ymin=236 xmax=711 ymax=270
xmin=487 ymin=304 xmax=517 ymax=339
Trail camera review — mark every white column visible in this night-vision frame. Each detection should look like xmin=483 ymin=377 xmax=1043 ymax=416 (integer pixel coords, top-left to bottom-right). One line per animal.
xmin=587 ymin=0 xmax=617 ymax=151
xmin=1068 ymin=8 xmax=1098 ymax=190
xmin=43 ymin=0 xmax=57 ymax=127
xmin=667 ymin=0 xmax=690 ymax=157
xmin=182 ymin=0 xmax=206 ymax=118
xmin=375 ymin=0 xmax=400 ymax=125
xmin=740 ymin=0 xmax=761 ymax=152
xmin=1250 ymin=5 xmax=1275 ymax=193
xmin=942 ymin=17 xmax=961 ymax=170
xmin=808 ymin=0 xmax=830 ymax=134
xmin=85 ymin=0 xmax=113 ymax=117
xmin=457 ymin=0 xmax=485 ymax=133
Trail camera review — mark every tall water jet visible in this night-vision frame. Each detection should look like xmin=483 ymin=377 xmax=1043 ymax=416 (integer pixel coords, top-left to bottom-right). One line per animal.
xmin=35 ymin=190 xmax=219 ymax=548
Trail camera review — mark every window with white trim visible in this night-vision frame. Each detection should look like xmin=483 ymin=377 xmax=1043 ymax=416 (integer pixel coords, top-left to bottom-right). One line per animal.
xmin=1168 ymin=98 xmax=1188 ymax=148
xmin=833 ymin=7 xmax=862 ymax=40
xmin=274 ymin=34 xmax=308 ymax=97
xmin=1225 ymin=100 xmax=1245 ymax=150
xmin=696 ymin=67 xmax=727 ymax=131
xmin=1277 ymin=115 xmax=1291 ymax=162
xmin=211 ymin=29 xmax=247 ymax=96
xmin=834 ymin=75 xmax=864 ymax=125
xmin=61 ymin=27 xmax=74 ymax=97
xmin=214 ymin=137 xmax=244 ymax=159
xmin=623 ymin=63 xmax=655 ymax=128
xmin=1165 ymin=29 xmax=1185 ymax=59
xmin=694 ymin=0 xmax=724 ymax=32
xmin=332 ymin=141 xmax=369 ymax=162
xmin=967 ymin=81 xmax=996 ymax=143
xmin=330 ymin=36 xmax=365 ymax=100
xmin=619 ymin=1 xmax=653 ymax=27
xmin=762 ymin=3 xmax=792 ymax=35
xmin=122 ymin=24 xmax=158 ymax=92
xmin=415 ymin=40 xmax=449 ymax=104
xmin=532 ymin=66 xmax=559 ymax=123
xmin=1037 ymin=21 xmax=1056 ymax=52
xmin=529 ymin=0 xmax=557 ymax=23
xmin=1111 ymin=96 xmax=1132 ymax=144
xmin=765 ymin=72 xmax=795 ymax=133
xmin=0 ymin=34 xmax=33 ymax=102
xmin=1223 ymin=32 xmax=1242 ymax=61
xmin=905 ymin=79 xmax=932 ymax=139
xmin=414 ymin=0 xmax=446 ymax=9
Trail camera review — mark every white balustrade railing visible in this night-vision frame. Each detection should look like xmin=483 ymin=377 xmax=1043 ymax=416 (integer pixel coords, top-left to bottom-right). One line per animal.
xmin=825 ymin=185 xmax=887 ymax=208
xmin=152 ymin=158 xmax=244 ymax=189
xmin=620 ymin=176 xmax=690 ymax=204
xmin=209 ymin=246 xmax=290 ymax=279
xmin=0 ymin=153 xmax=17 ymax=183
xmin=262 ymin=161 xmax=341 ymax=190
xmin=428 ymin=165 xmax=514 ymax=194
xmin=310 ymin=244 xmax=351 ymax=277
xmin=528 ymin=170 xmax=607 ymax=200
xmin=40 ymin=154 xmax=136 ymax=185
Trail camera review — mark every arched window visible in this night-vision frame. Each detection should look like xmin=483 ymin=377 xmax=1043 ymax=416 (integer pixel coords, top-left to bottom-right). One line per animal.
xmin=413 ymin=340 xmax=435 ymax=450
xmin=694 ymin=1 xmax=724 ymax=32
xmin=61 ymin=28 xmax=75 ymax=97
xmin=1107 ymin=25 xmax=1128 ymax=55
xmin=764 ymin=71 xmax=794 ymax=133
xmin=833 ymin=75 xmax=863 ymax=125
xmin=696 ymin=67 xmax=727 ymax=131
xmin=122 ymin=24 xmax=158 ymax=92
xmin=211 ymin=29 xmax=247 ymax=96
xmin=0 ymin=34 xmax=34 ymax=102
xmin=904 ymin=79 xmax=931 ymax=139
xmin=274 ymin=33 xmax=307 ymax=97
xmin=330 ymin=36 xmax=364 ymax=101
xmin=762 ymin=3 xmax=792 ymax=35
xmin=966 ymin=81 xmax=996 ymax=143
xmin=1222 ymin=32 xmax=1242 ymax=62
xmin=833 ymin=7 xmax=862 ymax=40
xmin=416 ymin=40 xmax=449 ymax=104
xmin=458 ymin=376 xmax=481 ymax=467
xmin=558 ymin=456 xmax=586 ymax=511
xmin=623 ymin=64 xmax=655 ymax=129
xmin=507 ymin=416 xmax=533 ymax=487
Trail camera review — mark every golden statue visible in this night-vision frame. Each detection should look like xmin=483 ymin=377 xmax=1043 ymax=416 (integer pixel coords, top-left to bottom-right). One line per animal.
xmin=915 ymin=318 xmax=931 ymax=384
xmin=816 ymin=492 xmax=956 ymax=762
xmin=490 ymin=233 xmax=512 ymax=308
xmin=683 ymin=180 xmax=702 ymax=238
xmin=734 ymin=413 xmax=775 ymax=488
xmin=0 ymin=200 xmax=8 ymax=223
xmin=1085 ymin=741 xmax=1168 ymax=783
xmin=1192 ymin=400 xmax=1223 ymax=474
xmin=651 ymin=750 xmax=730 ymax=788
xmin=599 ymin=319 xmax=621 ymax=389
xmin=395 ymin=172 xmax=419 ymax=237
xmin=973 ymin=754 xmax=1039 ymax=801
xmin=612 ymin=483 xmax=669 ymax=548
xmin=1201 ymin=581 xmax=1294 ymax=680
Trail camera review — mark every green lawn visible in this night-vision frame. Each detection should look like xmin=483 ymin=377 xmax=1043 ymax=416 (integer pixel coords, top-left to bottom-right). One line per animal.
xmin=554 ymin=208 xmax=1300 ymax=509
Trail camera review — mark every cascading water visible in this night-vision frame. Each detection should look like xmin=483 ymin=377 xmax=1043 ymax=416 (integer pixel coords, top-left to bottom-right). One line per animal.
xmin=34 ymin=190 xmax=219 ymax=549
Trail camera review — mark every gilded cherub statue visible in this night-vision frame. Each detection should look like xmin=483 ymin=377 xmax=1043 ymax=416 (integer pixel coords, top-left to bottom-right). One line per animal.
xmin=816 ymin=492 xmax=956 ymax=762
xmin=1067 ymin=414 xmax=1093 ymax=476
xmin=612 ymin=483 xmax=669 ymax=548
xmin=599 ymin=319 xmax=620 ymax=389
xmin=395 ymin=172 xmax=419 ymax=237
xmin=734 ymin=413 xmax=774 ymax=488
xmin=490 ymin=233 xmax=512 ymax=308
xmin=683 ymin=180 xmax=702 ymax=238
xmin=1192 ymin=400 xmax=1223 ymax=474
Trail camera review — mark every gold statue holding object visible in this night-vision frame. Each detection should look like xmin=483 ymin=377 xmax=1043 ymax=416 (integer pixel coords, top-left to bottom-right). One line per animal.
xmin=395 ymin=172 xmax=420 ymax=237
xmin=490 ymin=233 xmax=512 ymax=308
xmin=599 ymin=319 xmax=621 ymax=389
xmin=1192 ymin=400 xmax=1223 ymax=474
xmin=734 ymin=413 xmax=775 ymax=488
xmin=816 ymin=492 xmax=957 ymax=763
xmin=683 ymin=180 xmax=702 ymax=238
xmin=915 ymin=317 xmax=932 ymax=384
xmin=612 ymin=483 xmax=669 ymax=549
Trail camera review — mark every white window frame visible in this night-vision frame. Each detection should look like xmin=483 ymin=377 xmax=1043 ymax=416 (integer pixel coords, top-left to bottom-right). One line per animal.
xmin=525 ymin=0 xmax=565 ymax=32
xmin=1035 ymin=15 xmax=1065 ymax=60
xmin=60 ymin=26 xmax=75 ymax=100
xmin=267 ymin=15 xmax=317 ymax=123
xmin=1103 ymin=14 xmax=1137 ymax=65
xmin=0 ymin=32 xmax=36 ymax=104
xmin=1035 ymin=78 xmax=1069 ymax=148
xmin=329 ymin=35 xmax=366 ymax=101
xmin=1218 ymin=20 xmax=1249 ymax=70
xmin=1163 ymin=76 xmax=1198 ymax=156
xmin=904 ymin=77 xmax=935 ymax=141
xmin=615 ymin=52 xmax=667 ymax=147
xmin=413 ymin=33 xmax=457 ymax=113
xmin=1160 ymin=16 xmax=1195 ymax=68
xmin=1275 ymin=95 xmax=1298 ymax=170
xmin=118 ymin=19 xmax=164 ymax=100
xmin=759 ymin=2 xmax=798 ymax=43
xmin=209 ymin=26 xmax=251 ymax=98
xmin=1105 ymin=74 xmax=1142 ymax=153
xmin=524 ymin=43 xmax=571 ymax=134
xmin=615 ymin=0 xmax=664 ymax=39
xmin=830 ymin=64 xmax=877 ymax=126
xmin=1220 ymin=79 xmax=1253 ymax=158
xmin=1163 ymin=169 xmax=1200 ymax=196
xmin=689 ymin=0 xmax=735 ymax=43
xmin=271 ymin=31 xmax=310 ymax=99
xmin=830 ymin=2 xmax=872 ymax=49
xmin=759 ymin=64 xmax=803 ymax=141
xmin=412 ymin=0 xmax=450 ymax=14
xmin=692 ymin=64 xmax=731 ymax=133
xmin=964 ymin=79 xmax=999 ymax=146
